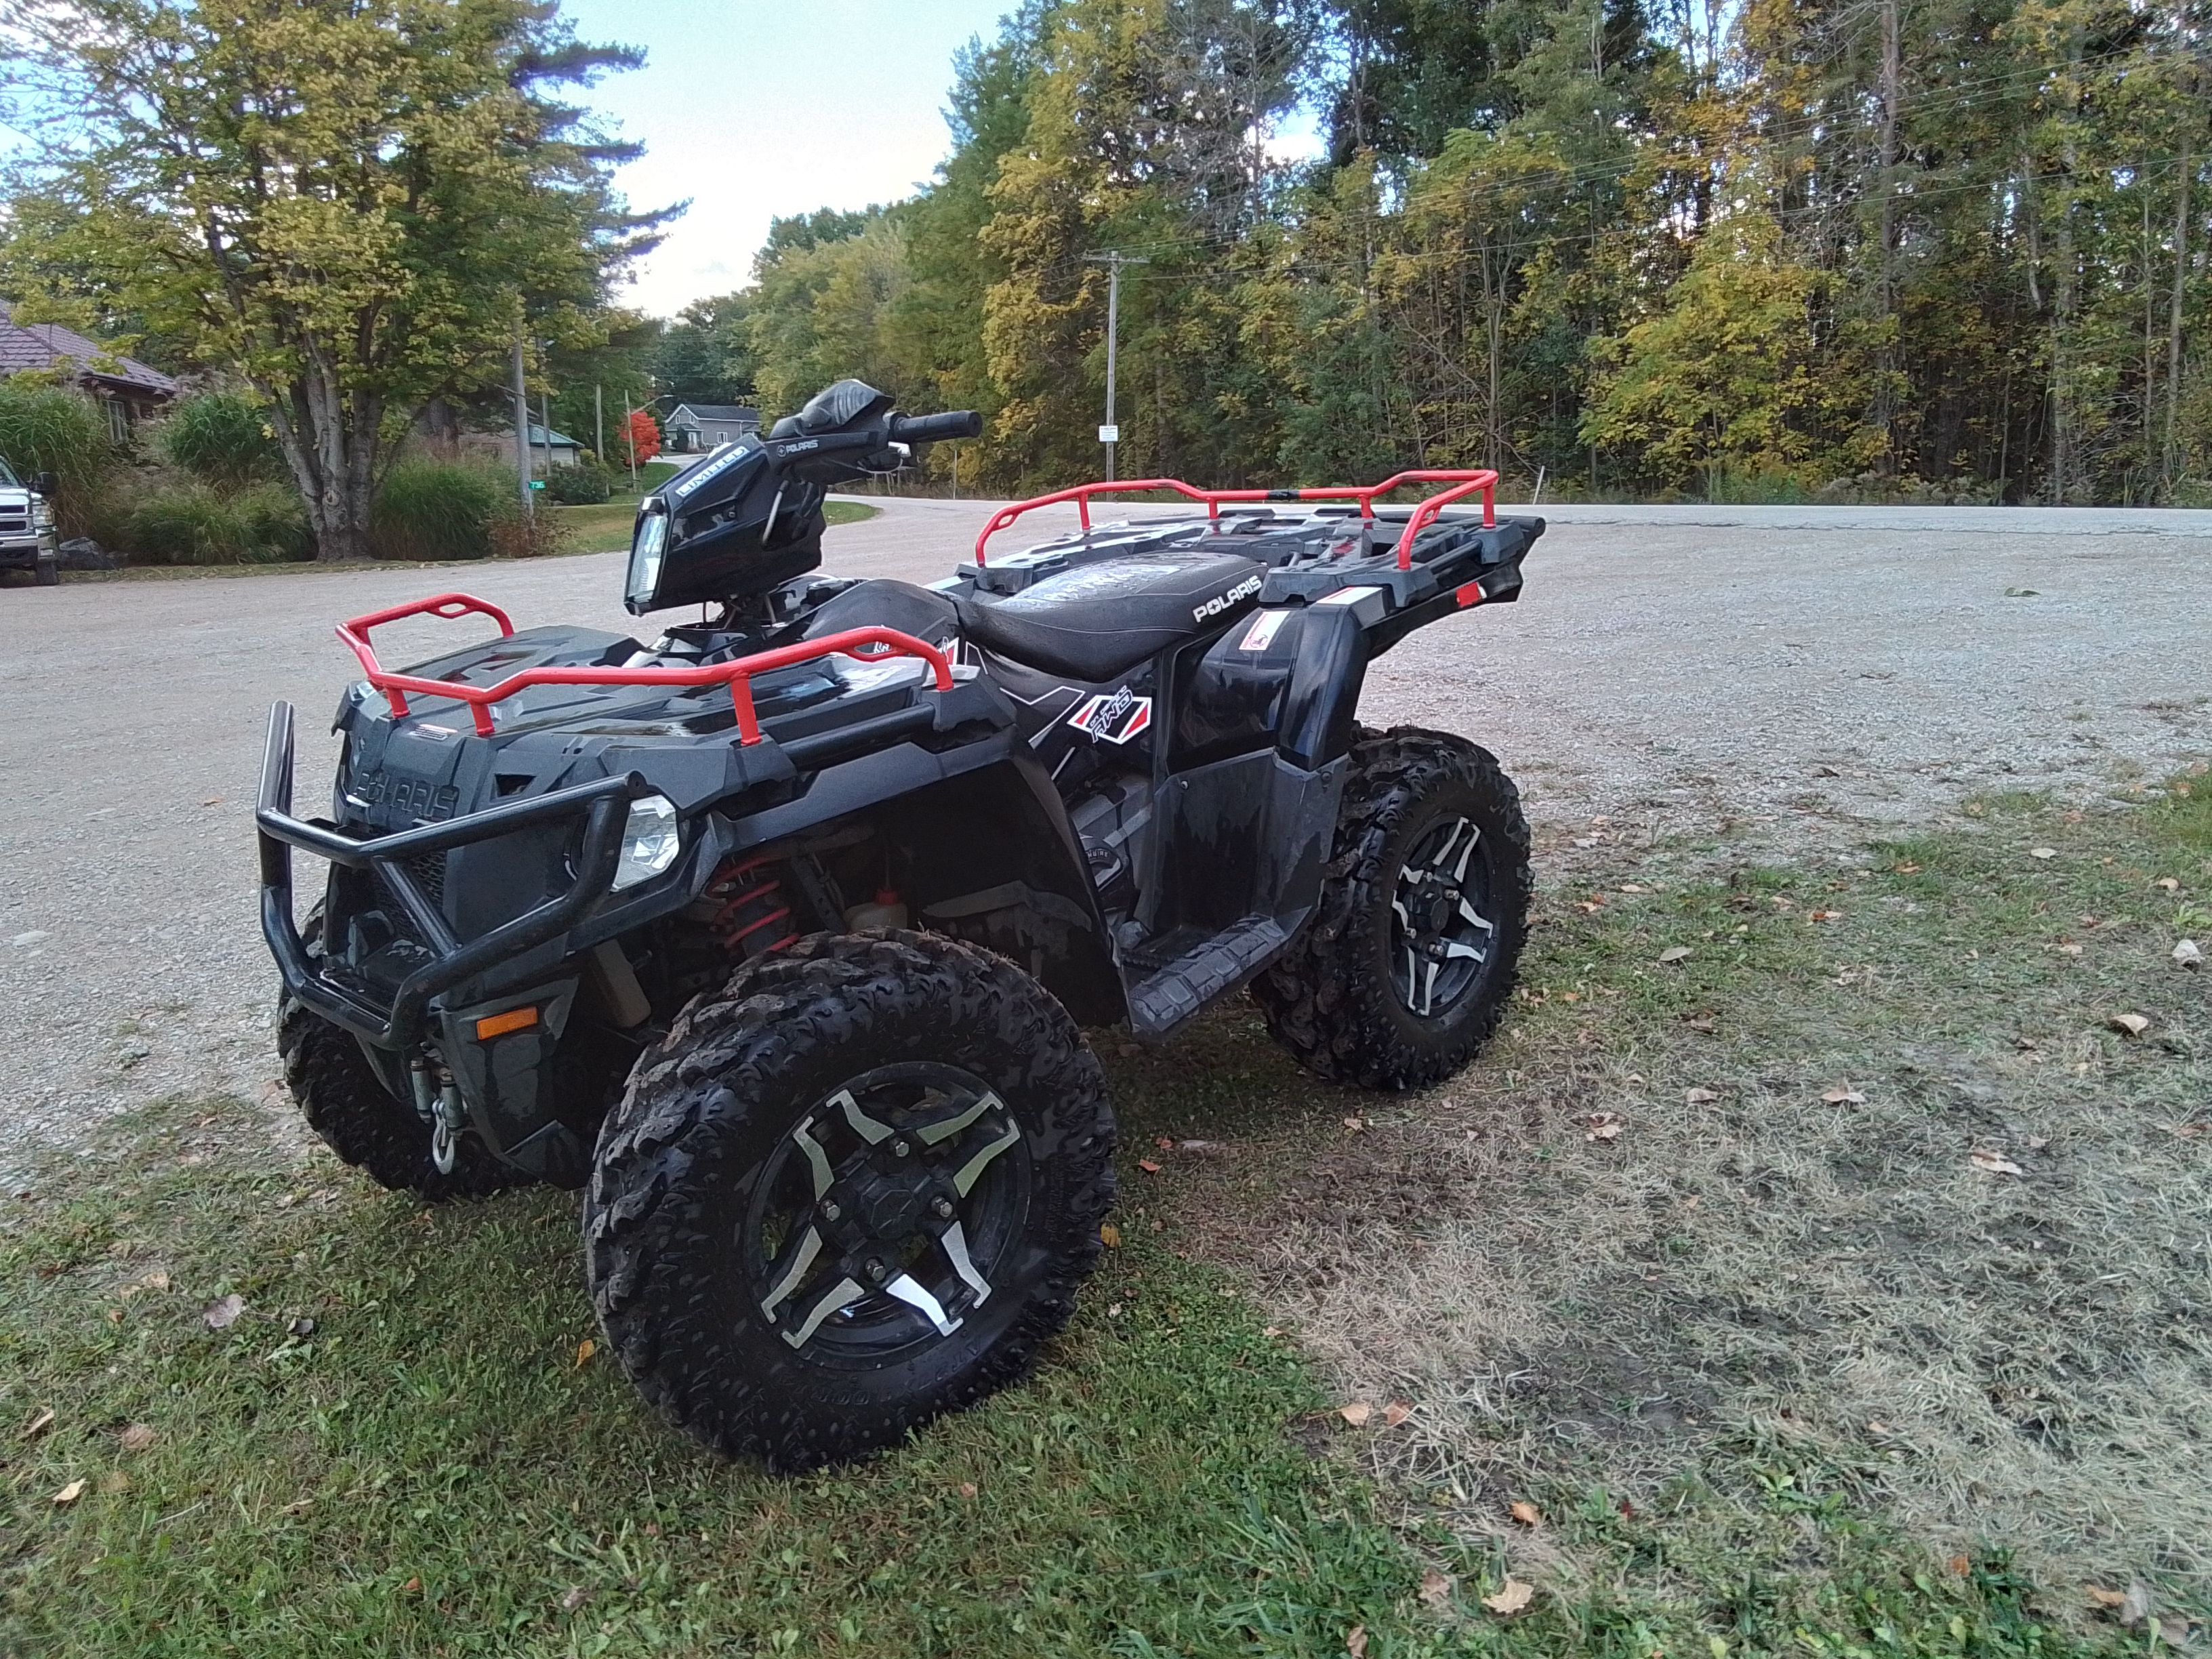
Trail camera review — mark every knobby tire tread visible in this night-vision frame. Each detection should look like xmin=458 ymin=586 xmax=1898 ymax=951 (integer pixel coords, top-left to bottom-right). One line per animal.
xmin=1252 ymin=726 xmax=1532 ymax=1090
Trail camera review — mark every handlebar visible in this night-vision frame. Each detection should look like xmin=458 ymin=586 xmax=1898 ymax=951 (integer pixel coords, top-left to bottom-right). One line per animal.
xmin=888 ymin=410 xmax=981 ymax=444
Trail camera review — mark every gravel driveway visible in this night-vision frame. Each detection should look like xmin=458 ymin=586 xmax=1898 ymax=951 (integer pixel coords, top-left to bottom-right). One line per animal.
xmin=3 ymin=499 xmax=2206 ymax=1178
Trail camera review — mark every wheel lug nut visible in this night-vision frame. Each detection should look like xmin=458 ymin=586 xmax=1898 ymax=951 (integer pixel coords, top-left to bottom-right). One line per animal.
xmin=821 ymin=1200 xmax=840 ymax=1221
xmin=932 ymin=1197 xmax=953 ymax=1218
xmin=865 ymin=1258 xmax=887 ymax=1282
xmin=893 ymin=1141 xmax=910 ymax=1158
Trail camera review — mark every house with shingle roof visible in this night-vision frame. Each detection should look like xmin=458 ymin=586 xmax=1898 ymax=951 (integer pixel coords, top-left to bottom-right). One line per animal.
xmin=0 ymin=301 xmax=180 ymax=439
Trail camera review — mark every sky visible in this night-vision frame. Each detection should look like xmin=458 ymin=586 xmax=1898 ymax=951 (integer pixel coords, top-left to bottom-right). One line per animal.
xmin=560 ymin=0 xmax=1013 ymax=319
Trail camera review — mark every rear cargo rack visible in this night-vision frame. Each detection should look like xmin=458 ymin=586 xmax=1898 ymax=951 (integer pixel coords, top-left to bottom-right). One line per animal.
xmin=336 ymin=592 xmax=955 ymax=743
xmin=973 ymin=468 xmax=1498 ymax=571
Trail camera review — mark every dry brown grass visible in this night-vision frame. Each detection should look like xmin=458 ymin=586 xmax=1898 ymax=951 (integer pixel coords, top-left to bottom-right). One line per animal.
xmin=1153 ymin=781 xmax=2212 ymax=1618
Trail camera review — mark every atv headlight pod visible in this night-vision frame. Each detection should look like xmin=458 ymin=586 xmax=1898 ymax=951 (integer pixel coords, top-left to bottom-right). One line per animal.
xmin=612 ymin=793 xmax=682 ymax=890
xmin=626 ymin=504 xmax=670 ymax=609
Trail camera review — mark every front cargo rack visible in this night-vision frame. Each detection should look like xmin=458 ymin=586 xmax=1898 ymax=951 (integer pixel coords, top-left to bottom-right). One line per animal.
xmin=335 ymin=592 xmax=956 ymax=743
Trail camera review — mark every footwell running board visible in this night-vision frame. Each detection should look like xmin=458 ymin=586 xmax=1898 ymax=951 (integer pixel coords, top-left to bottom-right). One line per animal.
xmin=1126 ymin=914 xmax=1290 ymax=1040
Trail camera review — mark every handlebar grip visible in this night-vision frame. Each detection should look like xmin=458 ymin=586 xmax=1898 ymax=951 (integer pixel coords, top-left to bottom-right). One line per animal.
xmin=888 ymin=410 xmax=982 ymax=443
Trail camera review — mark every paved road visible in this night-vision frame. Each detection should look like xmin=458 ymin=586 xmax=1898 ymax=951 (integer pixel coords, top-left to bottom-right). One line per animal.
xmin=3 ymin=499 xmax=2207 ymax=1176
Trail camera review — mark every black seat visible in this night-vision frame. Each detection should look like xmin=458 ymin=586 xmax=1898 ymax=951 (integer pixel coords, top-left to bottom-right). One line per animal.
xmin=951 ymin=551 xmax=1265 ymax=683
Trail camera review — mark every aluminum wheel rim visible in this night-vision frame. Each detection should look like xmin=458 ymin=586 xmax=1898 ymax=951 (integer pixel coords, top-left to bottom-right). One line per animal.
xmin=1387 ymin=813 xmax=1496 ymax=1019
xmin=740 ymin=1062 xmax=1029 ymax=1367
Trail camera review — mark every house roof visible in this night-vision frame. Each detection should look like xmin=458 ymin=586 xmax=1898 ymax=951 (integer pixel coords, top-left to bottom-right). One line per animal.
xmin=668 ymin=403 xmax=759 ymax=424
xmin=0 ymin=301 xmax=180 ymax=396
xmin=526 ymin=423 xmax=578 ymax=447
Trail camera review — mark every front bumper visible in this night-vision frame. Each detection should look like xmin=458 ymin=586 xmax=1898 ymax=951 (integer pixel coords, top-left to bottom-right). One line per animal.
xmin=255 ymin=700 xmax=646 ymax=1050
xmin=0 ymin=536 xmax=55 ymax=570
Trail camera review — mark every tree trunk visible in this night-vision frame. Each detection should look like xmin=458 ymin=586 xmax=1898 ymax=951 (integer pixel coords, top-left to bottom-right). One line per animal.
xmin=261 ymin=348 xmax=382 ymax=562
xmin=2163 ymin=131 xmax=2193 ymax=497
xmin=1872 ymin=0 xmax=1901 ymax=472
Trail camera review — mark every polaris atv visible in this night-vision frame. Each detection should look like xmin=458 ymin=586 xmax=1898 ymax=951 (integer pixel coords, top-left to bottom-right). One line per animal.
xmin=257 ymin=379 xmax=1544 ymax=1468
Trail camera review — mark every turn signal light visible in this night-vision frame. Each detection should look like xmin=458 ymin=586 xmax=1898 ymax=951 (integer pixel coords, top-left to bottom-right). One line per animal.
xmin=474 ymin=1006 xmax=539 ymax=1040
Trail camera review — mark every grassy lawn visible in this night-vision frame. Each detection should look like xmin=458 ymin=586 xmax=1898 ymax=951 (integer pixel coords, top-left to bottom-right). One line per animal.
xmin=6 ymin=780 xmax=2204 ymax=1656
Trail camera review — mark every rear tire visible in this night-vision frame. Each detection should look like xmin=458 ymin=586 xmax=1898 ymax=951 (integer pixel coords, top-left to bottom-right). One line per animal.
xmin=33 ymin=560 xmax=58 ymax=587
xmin=583 ymin=930 xmax=1116 ymax=1469
xmin=1253 ymin=728 xmax=1530 ymax=1090
xmin=278 ymin=912 xmax=527 ymax=1201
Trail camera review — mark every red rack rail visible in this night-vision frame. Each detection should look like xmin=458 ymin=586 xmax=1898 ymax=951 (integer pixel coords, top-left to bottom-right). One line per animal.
xmin=972 ymin=468 xmax=1499 ymax=571
xmin=335 ymin=592 xmax=954 ymax=745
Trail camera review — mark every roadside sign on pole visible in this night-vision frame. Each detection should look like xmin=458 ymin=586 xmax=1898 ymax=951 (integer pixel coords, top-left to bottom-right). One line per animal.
xmin=1099 ymin=424 xmax=1120 ymax=444
xmin=529 ymin=479 xmax=545 ymax=490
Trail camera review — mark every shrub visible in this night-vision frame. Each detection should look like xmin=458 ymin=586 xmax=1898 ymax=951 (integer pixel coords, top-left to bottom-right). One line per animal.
xmin=488 ymin=506 xmax=574 ymax=559
xmin=123 ymin=480 xmax=312 ymax=565
xmin=162 ymin=391 xmax=282 ymax=487
xmin=545 ymin=462 xmax=612 ymax=505
xmin=0 ymin=380 xmax=114 ymax=535
xmin=370 ymin=459 xmax=512 ymax=560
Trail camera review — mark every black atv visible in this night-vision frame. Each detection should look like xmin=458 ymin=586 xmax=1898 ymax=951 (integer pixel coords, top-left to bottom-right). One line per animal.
xmin=257 ymin=379 xmax=1544 ymax=1468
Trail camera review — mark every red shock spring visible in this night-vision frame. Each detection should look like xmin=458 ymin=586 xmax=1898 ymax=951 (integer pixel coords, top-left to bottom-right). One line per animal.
xmin=703 ymin=855 xmax=800 ymax=956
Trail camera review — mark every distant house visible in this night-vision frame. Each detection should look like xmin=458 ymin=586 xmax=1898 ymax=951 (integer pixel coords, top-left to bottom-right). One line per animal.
xmin=457 ymin=421 xmax=583 ymax=471
xmin=0 ymin=300 xmax=180 ymax=438
xmin=662 ymin=403 xmax=760 ymax=453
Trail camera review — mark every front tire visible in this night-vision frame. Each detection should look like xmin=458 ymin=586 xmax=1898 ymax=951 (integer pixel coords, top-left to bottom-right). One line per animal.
xmin=583 ymin=930 xmax=1116 ymax=1469
xmin=278 ymin=912 xmax=527 ymax=1201
xmin=33 ymin=559 xmax=58 ymax=587
xmin=1253 ymin=728 xmax=1531 ymax=1090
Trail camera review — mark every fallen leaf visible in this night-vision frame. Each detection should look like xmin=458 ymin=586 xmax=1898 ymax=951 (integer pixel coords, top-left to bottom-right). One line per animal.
xmin=573 ymin=1338 xmax=594 ymax=1368
xmin=1345 ymin=1624 xmax=1368 ymax=1658
xmin=2051 ymin=941 xmax=2083 ymax=956
xmin=957 ymin=1482 xmax=978 ymax=1499
xmin=53 ymin=1479 xmax=86 ymax=1505
xmin=22 ymin=1408 xmax=54 ymax=1441
xmin=1338 ymin=1401 xmax=1374 ymax=1427
xmin=289 ymin=1316 xmax=316 ymax=1338
xmin=1419 ymin=1569 xmax=1454 ymax=1609
xmin=1686 ymin=1015 xmax=1717 ymax=1032
xmin=119 ymin=1423 xmax=156 ymax=1453
xmin=100 ymin=1471 xmax=132 ymax=1494
xmin=201 ymin=797 xmax=224 ymax=806
xmin=401 ymin=1576 xmax=422 ymax=1594
xmin=2156 ymin=876 xmax=2180 ymax=891
xmin=1822 ymin=1087 xmax=1866 ymax=1105
xmin=1341 ymin=1116 xmax=1364 ymax=1130
xmin=2029 ymin=847 xmax=2057 ymax=860
xmin=2108 ymin=1013 xmax=2150 ymax=1037
xmin=121 ymin=1269 xmax=169 ymax=1298
xmin=2153 ymin=1615 xmax=2195 ymax=1649
xmin=1585 ymin=1112 xmax=1625 ymax=1141
xmin=1106 ymin=1303 xmax=1124 ymax=1319
xmin=1509 ymin=1500 xmax=1542 ymax=1527
xmin=1868 ymin=1420 xmax=1891 ymax=1435
xmin=1138 ymin=1159 xmax=1163 ymax=1174
xmin=1099 ymin=1222 xmax=1121 ymax=1248
xmin=2173 ymin=939 xmax=2201 ymax=968
xmin=2026 ymin=1135 xmax=2049 ymax=1150
xmin=1950 ymin=1555 xmax=1971 ymax=1576
xmin=201 ymin=1294 xmax=245 ymax=1330
xmin=1382 ymin=1401 xmax=1412 ymax=1428
xmin=559 ymin=1586 xmax=592 ymax=1614
xmin=1969 ymin=1149 xmax=2026 ymax=1176
xmin=1482 ymin=1577 xmax=1535 ymax=1616
xmin=1893 ymin=862 xmax=1921 ymax=874
xmin=1154 ymin=1135 xmax=1175 ymax=1150
xmin=1809 ymin=909 xmax=1843 ymax=922
xmin=2085 ymin=1585 xmax=2128 ymax=1610
xmin=2121 ymin=1582 xmax=2153 ymax=1627
xmin=1684 ymin=1088 xmax=1718 ymax=1103
xmin=1656 ymin=946 xmax=1692 ymax=964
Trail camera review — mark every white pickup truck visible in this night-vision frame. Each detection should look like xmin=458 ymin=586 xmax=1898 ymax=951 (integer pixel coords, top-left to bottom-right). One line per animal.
xmin=0 ymin=459 xmax=59 ymax=586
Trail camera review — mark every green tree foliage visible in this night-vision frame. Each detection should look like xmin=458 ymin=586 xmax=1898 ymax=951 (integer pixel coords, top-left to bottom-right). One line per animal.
xmin=0 ymin=0 xmax=666 ymax=559
xmin=607 ymin=0 xmax=2212 ymax=504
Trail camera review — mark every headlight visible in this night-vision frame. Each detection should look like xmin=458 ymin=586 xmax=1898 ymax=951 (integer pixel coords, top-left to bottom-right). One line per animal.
xmin=30 ymin=499 xmax=52 ymax=529
xmin=625 ymin=506 xmax=669 ymax=609
xmin=612 ymin=794 xmax=681 ymax=890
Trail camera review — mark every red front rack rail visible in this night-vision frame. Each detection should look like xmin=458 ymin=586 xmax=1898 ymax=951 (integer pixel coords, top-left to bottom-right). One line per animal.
xmin=336 ymin=593 xmax=955 ymax=745
xmin=972 ymin=468 xmax=1499 ymax=571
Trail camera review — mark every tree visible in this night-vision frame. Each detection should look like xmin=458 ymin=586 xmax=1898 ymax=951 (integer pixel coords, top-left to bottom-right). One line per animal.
xmin=0 ymin=0 xmax=667 ymax=559
xmin=623 ymin=407 xmax=661 ymax=466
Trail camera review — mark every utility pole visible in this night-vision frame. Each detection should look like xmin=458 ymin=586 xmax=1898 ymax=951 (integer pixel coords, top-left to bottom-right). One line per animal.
xmin=1084 ymin=251 xmax=1148 ymax=483
xmin=510 ymin=332 xmax=533 ymax=518
xmin=594 ymin=383 xmax=605 ymax=470
xmin=539 ymin=390 xmax=553 ymax=477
